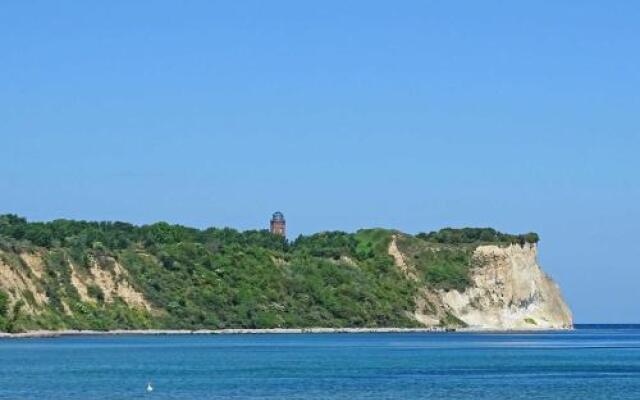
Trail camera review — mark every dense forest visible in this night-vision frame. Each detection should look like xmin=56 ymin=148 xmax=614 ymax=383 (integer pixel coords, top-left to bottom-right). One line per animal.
xmin=0 ymin=215 xmax=539 ymax=332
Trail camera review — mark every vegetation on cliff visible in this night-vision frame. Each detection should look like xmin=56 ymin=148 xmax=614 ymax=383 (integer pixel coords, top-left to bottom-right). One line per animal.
xmin=416 ymin=227 xmax=539 ymax=246
xmin=0 ymin=215 xmax=539 ymax=332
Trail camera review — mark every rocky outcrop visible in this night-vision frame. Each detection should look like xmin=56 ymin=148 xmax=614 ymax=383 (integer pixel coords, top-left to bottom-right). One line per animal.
xmin=390 ymin=238 xmax=573 ymax=330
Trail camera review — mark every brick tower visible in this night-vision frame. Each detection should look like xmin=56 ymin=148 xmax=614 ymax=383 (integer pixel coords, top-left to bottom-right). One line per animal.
xmin=270 ymin=211 xmax=286 ymax=236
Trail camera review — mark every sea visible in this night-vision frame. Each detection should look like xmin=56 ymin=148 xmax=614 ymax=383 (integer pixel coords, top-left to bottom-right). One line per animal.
xmin=0 ymin=325 xmax=639 ymax=399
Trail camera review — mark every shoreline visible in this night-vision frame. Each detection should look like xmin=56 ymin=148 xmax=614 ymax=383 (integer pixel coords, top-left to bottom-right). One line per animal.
xmin=0 ymin=326 xmax=572 ymax=339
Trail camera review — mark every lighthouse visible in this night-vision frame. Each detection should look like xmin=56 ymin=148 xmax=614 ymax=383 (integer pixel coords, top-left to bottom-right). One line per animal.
xmin=270 ymin=211 xmax=286 ymax=236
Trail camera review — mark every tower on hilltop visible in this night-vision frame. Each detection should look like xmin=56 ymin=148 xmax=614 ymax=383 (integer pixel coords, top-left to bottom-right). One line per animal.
xmin=270 ymin=211 xmax=286 ymax=236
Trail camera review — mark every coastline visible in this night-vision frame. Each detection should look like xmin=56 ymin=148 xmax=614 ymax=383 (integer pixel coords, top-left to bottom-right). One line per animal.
xmin=0 ymin=326 xmax=572 ymax=339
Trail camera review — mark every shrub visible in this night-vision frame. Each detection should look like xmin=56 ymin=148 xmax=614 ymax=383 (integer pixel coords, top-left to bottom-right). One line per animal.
xmin=417 ymin=227 xmax=539 ymax=245
xmin=0 ymin=290 xmax=8 ymax=317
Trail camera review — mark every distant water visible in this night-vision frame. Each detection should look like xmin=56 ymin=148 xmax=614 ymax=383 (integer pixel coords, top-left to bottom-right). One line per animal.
xmin=1 ymin=325 xmax=639 ymax=399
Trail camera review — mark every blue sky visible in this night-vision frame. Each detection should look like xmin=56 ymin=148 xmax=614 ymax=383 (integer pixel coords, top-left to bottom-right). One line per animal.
xmin=1 ymin=1 xmax=638 ymax=323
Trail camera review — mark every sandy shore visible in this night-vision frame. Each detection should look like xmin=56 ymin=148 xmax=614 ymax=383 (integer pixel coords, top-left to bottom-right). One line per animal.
xmin=0 ymin=325 xmax=572 ymax=339
xmin=0 ymin=327 xmax=450 ymax=338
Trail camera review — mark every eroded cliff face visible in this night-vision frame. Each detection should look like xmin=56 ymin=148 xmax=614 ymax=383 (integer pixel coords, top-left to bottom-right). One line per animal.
xmin=0 ymin=249 xmax=152 ymax=318
xmin=390 ymin=238 xmax=573 ymax=330
xmin=441 ymin=244 xmax=572 ymax=329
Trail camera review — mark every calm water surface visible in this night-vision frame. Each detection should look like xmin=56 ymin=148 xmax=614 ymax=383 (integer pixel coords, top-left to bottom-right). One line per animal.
xmin=1 ymin=325 xmax=639 ymax=399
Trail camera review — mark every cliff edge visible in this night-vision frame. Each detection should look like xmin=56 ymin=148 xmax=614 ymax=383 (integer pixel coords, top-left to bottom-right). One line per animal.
xmin=399 ymin=241 xmax=572 ymax=330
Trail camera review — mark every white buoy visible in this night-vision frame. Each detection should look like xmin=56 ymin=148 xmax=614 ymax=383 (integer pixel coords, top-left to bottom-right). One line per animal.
xmin=146 ymin=382 xmax=154 ymax=392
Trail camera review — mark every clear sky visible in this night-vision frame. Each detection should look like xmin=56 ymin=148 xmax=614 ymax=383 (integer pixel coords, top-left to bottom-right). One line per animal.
xmin=1 ymin=1 xmax=638 ymax=323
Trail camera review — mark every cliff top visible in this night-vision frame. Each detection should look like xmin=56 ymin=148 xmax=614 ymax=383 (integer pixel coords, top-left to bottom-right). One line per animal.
xmin=0 ymin=214 xmax=538 ymax=250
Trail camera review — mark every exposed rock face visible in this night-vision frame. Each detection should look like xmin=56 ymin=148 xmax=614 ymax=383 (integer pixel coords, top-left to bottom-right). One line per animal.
xmin=441 ymin=244 xmax=572 ymax=329
xmin=70 ymin=257 xmax=152 ymax=311
xmin=390 ymin=238 xmax=573 ymax=330
xmin=0 ymin=253 xmax=48 ymax=315
xmin=0 ymin=249 xmax=152 ymax=316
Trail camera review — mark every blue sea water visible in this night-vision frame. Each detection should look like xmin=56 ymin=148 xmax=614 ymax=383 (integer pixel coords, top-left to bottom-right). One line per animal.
xmin=1 ymin=325 xmax=639 ymax=399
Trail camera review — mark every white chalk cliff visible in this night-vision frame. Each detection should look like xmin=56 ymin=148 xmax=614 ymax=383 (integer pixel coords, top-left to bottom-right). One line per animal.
xmin=391 ymin=239 xmax=573 ymax=330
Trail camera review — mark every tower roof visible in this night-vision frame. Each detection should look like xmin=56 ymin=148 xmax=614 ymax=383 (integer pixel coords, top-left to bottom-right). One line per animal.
xmin=272 ymin=211 xmax=285 ymax=222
